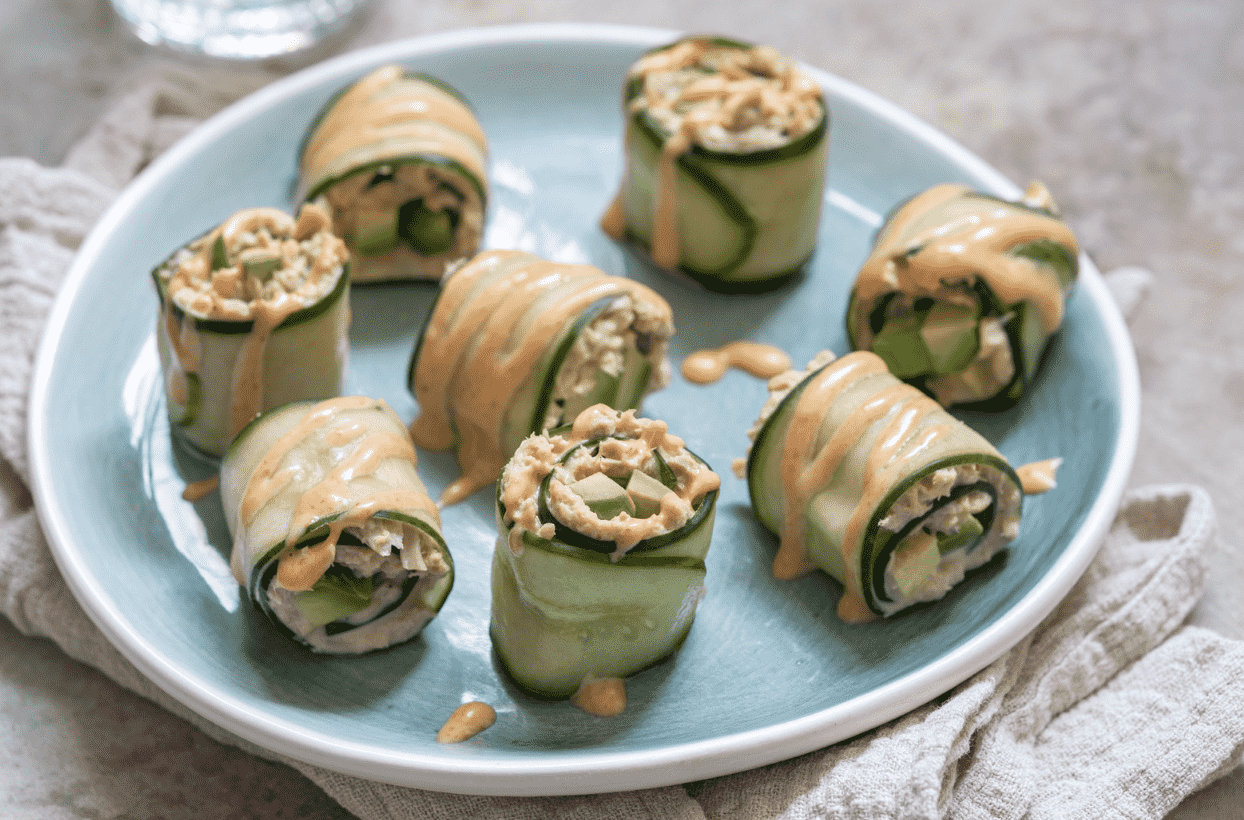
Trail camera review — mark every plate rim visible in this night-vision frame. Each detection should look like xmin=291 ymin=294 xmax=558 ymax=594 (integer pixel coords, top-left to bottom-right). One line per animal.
xmin=28 ymin=22 xmax=1140 ymax=796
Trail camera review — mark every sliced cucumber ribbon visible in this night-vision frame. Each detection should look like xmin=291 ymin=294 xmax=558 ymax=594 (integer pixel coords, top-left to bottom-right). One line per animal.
xmin=602 ymin=35 xmax=829 ymax=292
xmin=152 ymin=204 xmax=350 ymax=457
xmin=406 ymin=249 xmax=674 ymax=506
xmin=221 ymin=398 xmax=453 ymax=654
xmin=745 ymin=351 xmax=1023 ymax=621
xmin=298 ymin=65 xmax=488 ymax=283
xmin=846 ymin=182 xmax=1079 ymax=411
xmin=491 ymin=405 xmax=719 ymax=698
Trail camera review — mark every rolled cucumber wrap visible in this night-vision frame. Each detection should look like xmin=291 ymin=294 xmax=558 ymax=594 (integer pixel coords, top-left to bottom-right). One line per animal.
xmin=846 ymin=182 xmax=1079 ymax=411
xmin=600 ymin=35 xmax=829 ymax=293
xmin=221 ymin=396 xmax=453 ymax=654
xmin=298 ymin=64 xmax=488 ymax=283
xmin=407 ymin=249 xmax=675 ymax=506
xmin=492 ymin=404 xmax=720 ymax=699
xmin=152 ymin=204 xmax=350 ymax=457
xmin=745 ymin=350 xmax=1023 ymax=622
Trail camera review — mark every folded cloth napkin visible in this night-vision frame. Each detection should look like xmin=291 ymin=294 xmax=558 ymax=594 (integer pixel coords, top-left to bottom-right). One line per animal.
xmin=2 ymin=72 xmax=1242 ymax=820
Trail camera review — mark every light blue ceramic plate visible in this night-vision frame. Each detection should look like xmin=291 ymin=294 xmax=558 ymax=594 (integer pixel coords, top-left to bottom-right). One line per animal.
xmin=29 ymin=24 xmax=1138 ymax=796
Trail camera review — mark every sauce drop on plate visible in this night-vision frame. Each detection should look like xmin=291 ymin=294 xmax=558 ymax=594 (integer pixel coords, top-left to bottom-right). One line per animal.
xmin=436 ymin=701 xmax=497 ymax=743
xmin=571 ymin=676 xmax=627 ymax=717
xmin=682 ymin=341 xmax=792 ymax=384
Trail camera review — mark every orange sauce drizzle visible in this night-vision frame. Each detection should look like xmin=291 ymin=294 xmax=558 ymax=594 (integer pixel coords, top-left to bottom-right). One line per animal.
xmin=601 ymin=38 xmax=822 ymax=270
xmin=773 ymin=351 xmax=967 ymax=623
xmin=409 ymin=251 xmax=673 ymax=507
xmin=854 ymin=183 xmax=1078 ymax=335
xmin=682 ymin=341 xmax=792 ymax=384
xmin=233 ymin=397 xmax=440 ymax=593
xmin=160 ymin=204 xmax=346 ymax=446
xmin=300 ymin=64 xmax=488 ymax=199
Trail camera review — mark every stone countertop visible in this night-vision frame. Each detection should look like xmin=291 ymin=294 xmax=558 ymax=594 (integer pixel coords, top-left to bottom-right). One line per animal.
xmin=3 ymin=0 xmax=1242 ymax=817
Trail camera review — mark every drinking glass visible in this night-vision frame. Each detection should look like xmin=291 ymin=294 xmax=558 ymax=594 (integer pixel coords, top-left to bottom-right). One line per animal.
xmin=108 ymin=0 xmax=372 ymax=60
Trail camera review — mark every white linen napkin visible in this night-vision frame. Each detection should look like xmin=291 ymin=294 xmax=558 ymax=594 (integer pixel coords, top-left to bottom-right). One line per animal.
xmin=2 ymin=74 xmax=1241 ymax=820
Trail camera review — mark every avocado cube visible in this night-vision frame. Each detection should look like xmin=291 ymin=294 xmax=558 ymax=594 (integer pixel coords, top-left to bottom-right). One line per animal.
xmin=353 ymin=207 xmax=399 ymax=257
xmin=936 ymin=515 xmax=985 ymax=555
xmin=294 ymin=573 xmax=373 ymax=627
xmin=398 ymin=199 xmax=455 ymax=256
xmin=921 ymin=302 xmax=980 ymax=374
xmin=239 ymin=249 xmax=281 ymax=281
xmin=626 ymin=469 xmax=672 ymax=518
xmin=891 ymin=529 xmax=939 ymax=599
xmin=871 ymin=312 xmax=933 ymax=379
xmin=568 ymin=472 xmax=635 ymax=520
xmin=209 ymin=235 xmax=229 ymax=271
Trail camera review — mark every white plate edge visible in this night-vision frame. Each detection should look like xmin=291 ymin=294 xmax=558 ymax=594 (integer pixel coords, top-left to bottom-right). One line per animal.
xmin=26 ymin=22 xmax=1141 ymax=796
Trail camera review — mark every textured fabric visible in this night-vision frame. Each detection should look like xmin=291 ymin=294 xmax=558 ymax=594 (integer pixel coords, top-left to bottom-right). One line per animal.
xmin=1 ymin=71 xmax=1242 ymax=820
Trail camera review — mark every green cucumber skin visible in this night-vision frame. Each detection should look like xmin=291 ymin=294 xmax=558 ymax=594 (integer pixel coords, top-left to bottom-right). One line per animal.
xmin=845 ymin=191 xmax=1078 ymax=410
xmin=303 ymin=155 xmax=487 ymax=215
xmin=745 ymin=360 xmax=1022 ymax=617
xmin=153 ymin=266 xmax=350 ymax=458
xmin=491 ymin=423 xmax=718 ymax=697
xmin=222 ymin=400 xmax=454 ymax=651
xmin=152 ymin=252 xmax=349 ymax=336
xmin=615 ymin=50 xmax=829 ymax=291
xmin=243 ymin=512 xmax=454 ymax=653
xmin=512 ymin=431 xmax=718 ymax=556
xmin=847 ymin=288 xmax=1050 ymax=412
xmin=857 ymin=462 xmax=1018 ymax=614
xmin=618 ymin=118 xmax=755 ymax=278
xmin=408 ymin=280 xmax=663 ymax=462
xmin=298 ymin=70 xmax=480 ymax=177
xmin=745 ymin=358 xmax=829 ymax=533
xmin=489 ymin=531 xmax=705 ymax=699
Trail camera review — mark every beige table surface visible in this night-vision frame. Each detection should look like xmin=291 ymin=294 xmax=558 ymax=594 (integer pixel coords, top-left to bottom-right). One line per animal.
xmin=3 ymin=0 xmax=1242 ymax=817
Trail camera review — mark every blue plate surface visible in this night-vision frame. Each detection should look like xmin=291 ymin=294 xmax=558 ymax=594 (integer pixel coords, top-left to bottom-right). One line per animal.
xmin=29 ymin=24 xmax=1138 ymax=796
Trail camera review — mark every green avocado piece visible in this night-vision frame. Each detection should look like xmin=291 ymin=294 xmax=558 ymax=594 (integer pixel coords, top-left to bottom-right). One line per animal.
xmin=891 ymin=529 xmax=939 ymax=599
xmin=568 ymin=472 xmax=636 ymax=520
xmin=872 ymin=311 xmax=933 ymax=379
xmin=398 ymin=198 xmax=455 ymax=256
xmin=239 ymin=249 xmax=281 ymax=281
xmin=626 ymin=469 xmax=672 ymax=518
xmin=936 ymin=515 xmax=985 ymax=555
xmin=210 ymin=235 xmax=229 ymax=271
xmin=294 ymin=569 xmax=374 ymax=627
xmin=354 ymin=207 xmax=399 ymax=257
xmin=1012 ymin=238 xmax=1077 ymax=289
xmin=921 ymin=302 xmax=980 ymax=374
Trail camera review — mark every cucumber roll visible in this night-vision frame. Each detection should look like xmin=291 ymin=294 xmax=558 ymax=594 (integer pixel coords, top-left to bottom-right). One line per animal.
xmin=600 ymin=35 xmax=829 ymax=293
xmin=298 ymin=64 xmax=488 ymax=283
xmin=745 ymin=350 xmax=1023 ymax=622
xmin=492 ymin=404 xmax=720 ymax=700
xmin=153 ymin=204 xmax=350 ymax=457
xmin=407 ymin=249 xmax=675 ymax=506
xmin=846 ymin=182 xmax=1079 ymax=411
xmin=221 ymin=396 xmax=453 ymax=653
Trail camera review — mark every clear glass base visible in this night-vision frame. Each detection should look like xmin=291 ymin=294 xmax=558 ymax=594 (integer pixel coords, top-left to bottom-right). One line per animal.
xmin=108 ymin=0 xmax=370 ymax=60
